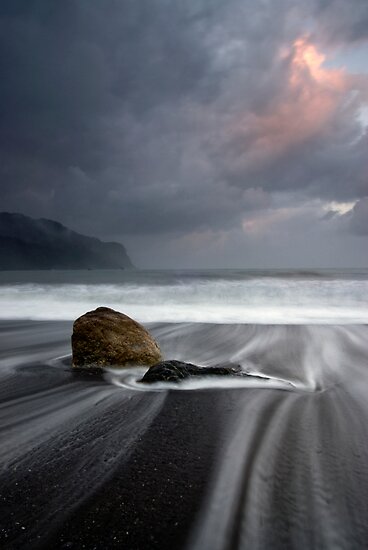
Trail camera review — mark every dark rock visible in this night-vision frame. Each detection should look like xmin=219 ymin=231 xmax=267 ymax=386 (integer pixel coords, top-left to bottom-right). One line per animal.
xmin=139 ymin=360 xmax=245 ymax=383
xmin=72 ymin=366 xmax=106 ymax=379
xmin=72 ymin=307 xmax=162 ymax=369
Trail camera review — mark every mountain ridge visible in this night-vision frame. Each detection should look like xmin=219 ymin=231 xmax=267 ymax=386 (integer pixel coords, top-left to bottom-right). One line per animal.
xmin=0 ymin=212 xmax=134 ymax=270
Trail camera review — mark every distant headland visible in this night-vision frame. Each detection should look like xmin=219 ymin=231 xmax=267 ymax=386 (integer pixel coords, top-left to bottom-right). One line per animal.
xmin=0 ymin=212 xmax=133 ymax=270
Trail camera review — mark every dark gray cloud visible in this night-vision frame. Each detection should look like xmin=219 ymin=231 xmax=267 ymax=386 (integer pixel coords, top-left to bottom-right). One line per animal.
xmin=0 ymin=1 xmax=215 ymax=162
xmin=349 ymin=197 xmax=368 ymax=235
xmin=0 ymin=0 xmax=367 ymax=267
xmin=313 ymin=0 xmax=368 ymax=44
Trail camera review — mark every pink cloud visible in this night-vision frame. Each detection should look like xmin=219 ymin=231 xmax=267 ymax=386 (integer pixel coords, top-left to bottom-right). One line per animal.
xmin=229 ymin=36 xmax=366 ymax=171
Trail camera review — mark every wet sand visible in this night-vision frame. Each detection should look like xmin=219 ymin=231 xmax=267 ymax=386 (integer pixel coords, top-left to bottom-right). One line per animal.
xmin=1 ymin=321 xmax=368 ymax=549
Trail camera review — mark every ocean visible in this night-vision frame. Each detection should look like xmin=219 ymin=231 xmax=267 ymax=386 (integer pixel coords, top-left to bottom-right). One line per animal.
xmin=0 ymin=268 xmax=367 ymax=323
xmin=1 ymin=269 xmax=368 ymax=549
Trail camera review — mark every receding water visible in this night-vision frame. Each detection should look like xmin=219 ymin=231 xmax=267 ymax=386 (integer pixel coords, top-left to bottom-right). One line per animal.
xmin=1 ymin=269 xmax=368 ymax=549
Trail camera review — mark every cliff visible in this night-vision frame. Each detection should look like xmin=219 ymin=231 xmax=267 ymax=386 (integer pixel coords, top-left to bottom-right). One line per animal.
xmin=0 ymin=212 xmax=133 ymax=270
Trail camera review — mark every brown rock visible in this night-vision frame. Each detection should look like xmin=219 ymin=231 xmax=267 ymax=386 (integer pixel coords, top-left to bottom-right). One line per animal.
xmin=71 ymin=307 xmax=162 ymax=368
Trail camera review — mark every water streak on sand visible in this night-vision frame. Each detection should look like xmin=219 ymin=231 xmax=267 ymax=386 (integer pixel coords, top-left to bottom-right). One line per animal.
xmin=0 ymin=320 xmax=368 ymax=549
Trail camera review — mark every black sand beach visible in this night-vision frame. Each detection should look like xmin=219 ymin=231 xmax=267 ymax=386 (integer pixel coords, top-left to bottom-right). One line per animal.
xmin=1 ymin=320 xmax=368 ymax=549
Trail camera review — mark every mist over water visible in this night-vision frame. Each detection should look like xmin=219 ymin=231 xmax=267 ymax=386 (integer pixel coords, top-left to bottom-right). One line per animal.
xmin=0 ymin=268 xmax=367 ymax=323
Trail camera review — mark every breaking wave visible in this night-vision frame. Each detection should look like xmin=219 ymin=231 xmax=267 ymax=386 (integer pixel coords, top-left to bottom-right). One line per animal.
xmin=0 ymin=269 xmax=367 ymax=323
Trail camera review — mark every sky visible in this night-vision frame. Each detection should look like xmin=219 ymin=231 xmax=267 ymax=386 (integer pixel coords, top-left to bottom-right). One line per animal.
xmin=0 ymin=0 xmax=368 ymax=268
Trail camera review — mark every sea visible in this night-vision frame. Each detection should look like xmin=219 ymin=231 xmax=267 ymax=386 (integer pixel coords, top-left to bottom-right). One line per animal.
xmin=0 ymin=268 xmax=367 ymax=323
xmin=1 ymin=268 xmax=368 ymax=549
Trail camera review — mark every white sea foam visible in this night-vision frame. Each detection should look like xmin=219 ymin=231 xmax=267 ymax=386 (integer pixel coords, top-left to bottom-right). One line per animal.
xmin=105 ymin=366 xmax=297 ymax=392
xmin=0 ymin=270 xmax=367 ymax=323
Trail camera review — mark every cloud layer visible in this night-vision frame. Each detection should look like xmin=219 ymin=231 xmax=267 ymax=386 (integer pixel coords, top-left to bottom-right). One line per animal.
xmin=0 ymin=0 xmax=367 ymax=267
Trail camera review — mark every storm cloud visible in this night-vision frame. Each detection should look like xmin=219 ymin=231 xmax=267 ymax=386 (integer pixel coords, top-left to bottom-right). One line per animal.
xmin=0 ymin=0 xmax=367 ymax=267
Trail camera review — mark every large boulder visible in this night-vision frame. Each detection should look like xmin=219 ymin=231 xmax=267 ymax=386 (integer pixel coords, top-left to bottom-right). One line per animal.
xmin=72 ymin=307 xmax=162 ymax=368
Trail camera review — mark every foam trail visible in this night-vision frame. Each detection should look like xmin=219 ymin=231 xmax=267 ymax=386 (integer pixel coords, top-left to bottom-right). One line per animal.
xmin=1 ymin=320 xmax=368 ymax=549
